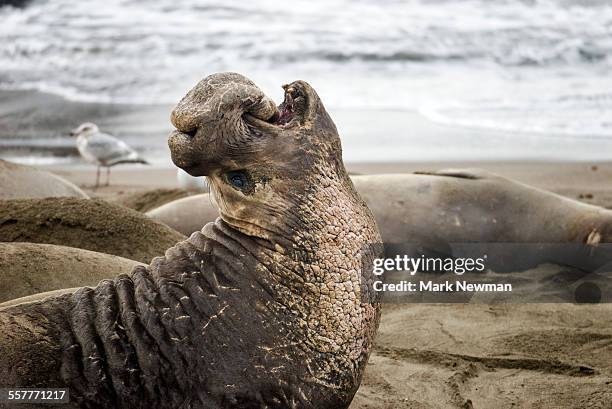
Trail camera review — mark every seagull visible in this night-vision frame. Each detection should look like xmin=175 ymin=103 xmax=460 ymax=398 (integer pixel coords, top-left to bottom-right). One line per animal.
xmin=70 ymin=122 xmax=149 ymax=188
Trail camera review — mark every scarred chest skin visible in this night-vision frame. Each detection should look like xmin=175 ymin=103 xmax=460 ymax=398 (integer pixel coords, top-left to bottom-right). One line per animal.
xmin=0 ymin=73 xmax=383 ymax=409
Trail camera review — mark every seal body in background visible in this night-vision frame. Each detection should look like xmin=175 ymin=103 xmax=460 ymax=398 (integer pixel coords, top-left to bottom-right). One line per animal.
xmin=149 ymin=168 xmax=612 ymax=257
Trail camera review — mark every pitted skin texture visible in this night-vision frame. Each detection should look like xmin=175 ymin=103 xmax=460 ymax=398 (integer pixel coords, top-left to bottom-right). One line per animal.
xmin=0 ymin=73 xmax=382 ymax=409
xmin=169 ymin=72 xmax=280 ymax=176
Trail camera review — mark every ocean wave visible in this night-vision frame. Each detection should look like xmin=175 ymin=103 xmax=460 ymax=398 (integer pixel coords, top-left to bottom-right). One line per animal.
xmin=1 ymin=0 xmax=612 ymax=141
xmin=0 ymin=0 xmax=31 ymax=9
xmin=420 ymin=94 xmax=612 ymax=140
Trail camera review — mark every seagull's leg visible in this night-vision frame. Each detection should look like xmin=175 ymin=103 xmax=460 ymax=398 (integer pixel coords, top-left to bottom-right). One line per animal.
xmin=95 ymin=166 xmax=100 ymax=189
xmin=106 ymin=167 xmax=111 ymax=187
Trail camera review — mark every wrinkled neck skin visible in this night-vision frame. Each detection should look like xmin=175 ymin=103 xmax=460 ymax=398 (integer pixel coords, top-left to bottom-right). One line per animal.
xmin=18 ymin=140 xmax=382 ymax=408
xmin=204 ymin=141 xmax=383 ymax=385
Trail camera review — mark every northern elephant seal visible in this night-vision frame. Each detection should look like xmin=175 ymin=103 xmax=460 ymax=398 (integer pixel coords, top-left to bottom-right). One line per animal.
xmin=0 ymin=243 xmax=142 ymax=303
xmin=146 ymin=193 xmax=220 ymax=235
xmin=352 ymin=169 xmax=612 ymax=246
xmin=0 ymin=159 xmax=87 ymax=199
xmin=149 ymin=169 xmax=612 ymax=246
xmin=0 ymin=197 xmax=185 ymax=264
xmin=113 ymin=188 xmax=193 ymax=213
xmin=0 ymin=73 xmax=382 ymax=408
xmin=0 ymin=287 xmax=82 ymax=309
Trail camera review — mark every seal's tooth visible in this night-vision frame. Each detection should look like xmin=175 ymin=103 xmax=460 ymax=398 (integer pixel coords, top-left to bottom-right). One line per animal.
xmin=284 ymin=92 xmax=294 ymax=105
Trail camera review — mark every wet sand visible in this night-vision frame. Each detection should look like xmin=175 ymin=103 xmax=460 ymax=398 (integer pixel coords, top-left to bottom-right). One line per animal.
xmin=4 ymin=88 xmax=612 ymax=168
xmin=41 ymin=160 xmax=612 ymax=209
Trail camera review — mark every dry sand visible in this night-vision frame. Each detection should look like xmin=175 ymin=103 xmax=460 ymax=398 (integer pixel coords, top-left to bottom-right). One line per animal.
xmin=352 ymin=303 xmax=612 ymax=409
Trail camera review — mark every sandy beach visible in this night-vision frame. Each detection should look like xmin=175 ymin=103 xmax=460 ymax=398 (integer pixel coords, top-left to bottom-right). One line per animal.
xmin=31 ymin=159 xmax=612 ymax=409
xmin=2 ymin=89 xmax=612 ymax=407
xmin=353 ymin=303 xmax=612 ymax=408
xmin=2 ymin=0 xmax=612 ymax=406
xmin=7 ymin=162 xmax=608 ymax=408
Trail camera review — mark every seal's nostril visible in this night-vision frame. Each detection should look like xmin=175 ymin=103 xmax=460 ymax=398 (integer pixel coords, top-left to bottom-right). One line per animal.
xmin=184 ymin=128 xmax=197 ymax=138
xmin=268 ymin=112 xmax=280 ymax=124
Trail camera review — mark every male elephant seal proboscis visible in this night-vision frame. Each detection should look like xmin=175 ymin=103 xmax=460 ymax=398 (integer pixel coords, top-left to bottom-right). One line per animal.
xmin=0 ymin=159 xmax=88 ymax=199
xmin=0 ymin=243 xmax=142 ymax=303
xmin=0 ymin=72 xmax=383 ymax=409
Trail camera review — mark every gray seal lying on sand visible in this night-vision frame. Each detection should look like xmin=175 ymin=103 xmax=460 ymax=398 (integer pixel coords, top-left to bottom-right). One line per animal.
xmin=0 ymin=72 xmax=382 ymax=409
xmin=149 ymin=168 xmax=612 ymax=246
xmin=0 ymin=243 xmax=141 ymax=303
xmin=0 ymin=159 xmax=87 ymax=199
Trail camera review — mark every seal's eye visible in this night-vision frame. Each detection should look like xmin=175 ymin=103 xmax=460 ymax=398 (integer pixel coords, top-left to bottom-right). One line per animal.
xmin=226 ymin=170 xmax=249 ymax=190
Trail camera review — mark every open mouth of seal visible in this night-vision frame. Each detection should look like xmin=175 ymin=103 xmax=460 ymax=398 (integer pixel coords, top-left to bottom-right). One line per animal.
xmin=270 ymin=86 xmax=300 ymax=126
